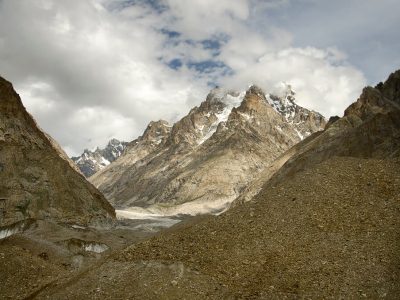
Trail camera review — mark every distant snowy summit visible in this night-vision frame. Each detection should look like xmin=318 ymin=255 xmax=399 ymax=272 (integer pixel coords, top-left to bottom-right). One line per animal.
xmin=72 ymin=138 xmax=128 ymax=177
xmin=194 ymin=83 xmax=325 ymax=144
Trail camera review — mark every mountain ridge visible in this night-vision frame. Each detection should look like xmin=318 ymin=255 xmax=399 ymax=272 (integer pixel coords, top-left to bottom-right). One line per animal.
xmin=72 ymin=138 xmax=128 ymax=177
xmin=90 ymin=84 xmax=326 ymax=215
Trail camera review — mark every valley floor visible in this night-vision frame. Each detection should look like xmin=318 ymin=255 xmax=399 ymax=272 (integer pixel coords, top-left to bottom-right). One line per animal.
xmin=1 ymin=156 xmax=398 ymax=299
xmin=0 ymin=216 xmax=173 ymax=299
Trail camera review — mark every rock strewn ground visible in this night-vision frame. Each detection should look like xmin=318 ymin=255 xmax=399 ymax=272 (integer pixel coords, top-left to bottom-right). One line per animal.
xmin=36 ymin=157 xmax=400 ymax=299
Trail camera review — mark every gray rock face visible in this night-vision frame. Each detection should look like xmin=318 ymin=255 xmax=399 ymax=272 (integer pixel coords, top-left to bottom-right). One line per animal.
xmin=90 ymin=85 xmax=326 ymax=215
xmin=0 ymin=76 xmax=115 ymax=227
xmin=72 ymin=139 xmax=128 ymax=177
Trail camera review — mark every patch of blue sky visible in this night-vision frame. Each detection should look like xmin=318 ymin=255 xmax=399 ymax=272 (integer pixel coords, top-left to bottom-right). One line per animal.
xmin=201 ymin=39 xmax=222 ymax=57
xmin=201 ymin=39 xmax=221 ymax=50
xmin=187 ymin=61 xmax=234 ymax=86
xmin=187 ymin=60 xmax=225 ymax=73
xmin=168 ymin=58 xmax=183 ymax=70
xmin=106 ymin=0 xmax=167 ymax=14
xmin=160 ymin=29 xmax=181 ymax=39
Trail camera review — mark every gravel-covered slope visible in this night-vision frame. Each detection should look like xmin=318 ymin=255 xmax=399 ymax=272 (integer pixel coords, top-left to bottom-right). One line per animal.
xmin=37 ymin=156 xmax=400 ymax=299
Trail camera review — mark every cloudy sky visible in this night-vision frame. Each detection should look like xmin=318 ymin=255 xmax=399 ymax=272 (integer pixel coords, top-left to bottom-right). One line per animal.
xmin=0 ymin=0 xmax=399 ymax=155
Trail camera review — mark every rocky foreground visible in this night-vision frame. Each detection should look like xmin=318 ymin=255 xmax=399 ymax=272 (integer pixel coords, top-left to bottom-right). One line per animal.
xmin=34 ymin=157 xmax=400 ymax=299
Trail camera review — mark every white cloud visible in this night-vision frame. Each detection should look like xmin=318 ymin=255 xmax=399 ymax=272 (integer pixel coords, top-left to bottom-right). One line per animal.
xmin=221 ymin=47 xmax=366 ymax=117
xmin=2 ymin=0 xmax=395 ymax=156
xmin=165 ymin=0 xmax=249 ymax=39
xmin=0 ymin=0 xmax=210 ymax=155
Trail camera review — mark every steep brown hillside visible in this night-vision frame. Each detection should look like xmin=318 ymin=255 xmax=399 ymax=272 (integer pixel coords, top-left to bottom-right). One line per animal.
xmin=0 ymin=76 xmax=115 ymax=227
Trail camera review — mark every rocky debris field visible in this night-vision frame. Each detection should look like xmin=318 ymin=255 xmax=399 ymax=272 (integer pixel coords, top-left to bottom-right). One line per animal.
xmin=0 ymin=219 xmax=158 ymax=300
xmin=30 ymin=156 xmax=400 ymax=299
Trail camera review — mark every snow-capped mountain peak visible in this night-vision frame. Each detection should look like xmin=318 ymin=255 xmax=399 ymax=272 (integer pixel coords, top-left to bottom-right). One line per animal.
xmin=72 ymin=138 xmax=128 ymax=177
xmin=197 ymin=88 xmax=246 ymax=144
xmin=263 ymin=83 xmax=325 ymax=140
xmin=266 ymin=83 xmax=297 ymax=119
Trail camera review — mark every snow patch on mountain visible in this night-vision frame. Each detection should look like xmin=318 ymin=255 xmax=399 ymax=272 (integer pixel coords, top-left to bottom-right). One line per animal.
xmin=265 ymin=82 xmax=325 ymax=140
xmin=266 ymin=83 xmax=297 ymax=121
xmin=198 ymin=89 xmax=246 ymax=145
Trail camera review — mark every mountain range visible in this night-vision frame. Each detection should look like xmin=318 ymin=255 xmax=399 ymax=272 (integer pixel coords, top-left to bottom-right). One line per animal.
xmin=72 ymin=139 xmax=128 ymax=177
xmin=88 ymin=84 xmax=325 ymax=215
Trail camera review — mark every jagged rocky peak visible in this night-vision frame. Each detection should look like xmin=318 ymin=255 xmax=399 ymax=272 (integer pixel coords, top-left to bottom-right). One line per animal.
xmin=267 ymin=82 xmax=296 ymax=114
xmin=140 ymin=119 xmax=171 ymax=144
xmin=72 ymin=138 xmax=128 ymax=177
xmin=168 ymin=83 xmax=325 ymax=148
xmin=228 ymin=83 xmax=325 ymax=139
xmin=345 ymin=70 xmax=400 ymax=121
xmin=246 ymin=85 xmax=267 ymax=99
xmin=204 ymin=86 xmax=243 ymax=107
xmin=195 ymin=86 xmax=245 ymax=122
xmin=267 ymin=83 xmax=291 ymax=107
xmin=104 ymin=138 xmax=126 ymax=160
xmin=263 ymin=82 xmax=326 ymax=139
xmin=166 ymin=87 xmax=247 ymax=147
xmin=377 ymin=69 xmax=400 ymax=103
xmin=0 ymin=76 xmax=115 ymax=227
xmin=236 ymin=85 xmax=268 ymax=113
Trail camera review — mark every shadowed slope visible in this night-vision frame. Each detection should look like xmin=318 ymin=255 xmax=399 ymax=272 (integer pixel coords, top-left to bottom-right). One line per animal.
xmin=0 ymin=76 xmax=115 ymax=227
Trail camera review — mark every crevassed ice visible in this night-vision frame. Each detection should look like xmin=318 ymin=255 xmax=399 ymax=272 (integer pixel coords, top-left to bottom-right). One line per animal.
xmin=0 ymin=226 xmax=20 ymax=240
xmin=84 ymin=243 xmax=109 ymax=253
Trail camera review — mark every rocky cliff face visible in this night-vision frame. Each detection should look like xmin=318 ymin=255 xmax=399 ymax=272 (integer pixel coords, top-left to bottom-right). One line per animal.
xmin=90 ymin=84 xmax=325 ymax=215
xmin=72 ymin=139 xmax=128 ymax=177
xmin=0 ymin=76 xmax=115 ymax=227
